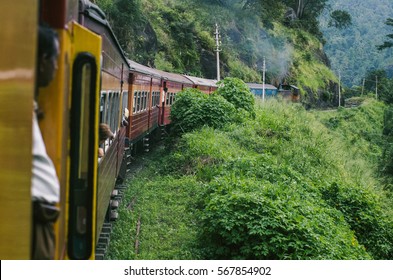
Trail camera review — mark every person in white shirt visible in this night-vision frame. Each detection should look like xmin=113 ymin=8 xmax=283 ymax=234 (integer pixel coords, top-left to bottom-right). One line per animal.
xmin=31 ymin=24 xmax=60 ymax=260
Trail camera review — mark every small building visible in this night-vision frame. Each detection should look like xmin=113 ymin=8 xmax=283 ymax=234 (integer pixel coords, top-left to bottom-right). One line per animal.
xmin=247 ymin=83 xmax=278 ymax=98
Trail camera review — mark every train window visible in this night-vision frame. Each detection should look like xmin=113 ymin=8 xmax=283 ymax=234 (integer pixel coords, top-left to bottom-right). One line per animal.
xmin=136 ymin=91 xmax=141 ymax=112
xmin=106 ymin=92 xmax=112 ymax=126
xmin=142 ymin=91 xmax=145 ymax=110
xmin=139 ymin=91 xmax=145 ymax=112
xmin=169 ymin=92 xmax=173 ymax=105
xmin=166 ymin=92 xmax=170 ymax=106
xmin=100 ymin=92 xmax=106 ymax=123
xmin=143 ymin=91 xmax=148 ymax=111
xmin=113 ymin=92 xmax=120 ymax=131
xmin=151 ymin=92 xmax=155 ymax=108
xmin=78 ymin=65 xmax=91 ymax=177
xmin=133 ymin=91 xmax=137 ymax=113
xmin=110 ymin=92 xmax=116 ymax=132
xmin=122 ymin=91 xmax=128 ymax=113
xmin=139 ymin=91 xmax=143 ymax=112
xmin=69 ymin=52 xmax=97 ymax=259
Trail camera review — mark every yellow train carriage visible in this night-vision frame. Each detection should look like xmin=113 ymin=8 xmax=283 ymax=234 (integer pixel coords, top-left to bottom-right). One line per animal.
xmin=79 ymin=1 xmax=131 ymax=257
xmin=40 ymin=12 xmax=102 ymax=259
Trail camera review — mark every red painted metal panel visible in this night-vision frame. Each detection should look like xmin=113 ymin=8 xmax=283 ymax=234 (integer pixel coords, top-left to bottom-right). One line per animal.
xmin=130 ymin=111 xmax=149 ymax=140
xmin=116 ymin=127 xmax=126 ymax=178
xmin=96 ymin=137 xmax=118 ymax=237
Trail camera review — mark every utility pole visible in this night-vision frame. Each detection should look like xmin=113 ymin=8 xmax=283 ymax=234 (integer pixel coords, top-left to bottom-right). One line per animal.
xmin=375 ymin=76 xmax=378 ymax=99
xmin=262 ymin=57 xmax=266 ymax=102
xmin=214 ymin=23 xmax=221 ymax=81
xmin=338 ymin=71 xmax=341 ymax=107
xmin=361 ymin=78 xmax=365 ymax=95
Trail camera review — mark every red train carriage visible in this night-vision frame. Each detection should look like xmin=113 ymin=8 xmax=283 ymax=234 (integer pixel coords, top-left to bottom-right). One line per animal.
xmin=127 ymin=60 xmax=162 ymax=145
xmin=184 ymin=75 xmax=218 ymax=94
xmin=153 ymin=69 xmax=194 ymax=126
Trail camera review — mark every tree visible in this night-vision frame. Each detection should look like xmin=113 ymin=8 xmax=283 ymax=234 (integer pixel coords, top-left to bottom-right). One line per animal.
xmin=377 ymin=18 xmax=393 ymax=50
xmin=328 ymin=10 xmax=352 ymax=29
xmin=364 ymin=69 xmax=393 ymax=104
xmin=283 ymin=0 xmax=328 ymax=19
xmin=242 ymin=0 xmax=285 ymax=29
xmin=243 ymin=0 xmax=328 ymax=21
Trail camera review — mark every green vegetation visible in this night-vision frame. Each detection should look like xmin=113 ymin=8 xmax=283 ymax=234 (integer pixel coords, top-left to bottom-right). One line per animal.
xmin=215 ymin=77 xmax=256 ymax=120
xmin=320 ymin=0 xmax=393 ymax=87
xmin=170 ymin=77 xmax=255 ymax=133
xmin=378 ymin=18 xmax=393 ymax=50
xmin=107 ymin=98 xmax=393 ymax=260
xmin=170 ymin=87 xmax=236 ymax=133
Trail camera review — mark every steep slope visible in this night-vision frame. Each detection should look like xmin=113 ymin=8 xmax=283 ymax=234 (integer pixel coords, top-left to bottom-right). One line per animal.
xmin=96 ymin=0 xmax=339 ymax=106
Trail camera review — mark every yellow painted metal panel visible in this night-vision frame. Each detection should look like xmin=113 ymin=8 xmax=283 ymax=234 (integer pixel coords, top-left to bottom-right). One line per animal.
xmin=0 ymin=0 xmax=38 ymax=259
xmin=37 ymin=22 xmax=101 ymax=260
xmin=69 ymin=22 xmax=101 ymax=259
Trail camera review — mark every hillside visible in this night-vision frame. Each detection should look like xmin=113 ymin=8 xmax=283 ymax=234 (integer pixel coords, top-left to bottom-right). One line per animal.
xmin=320 ymin=0 xmax=393 ymax=87
xmin=106 ymin=98 xmax=393 ymax=260
xmin=95 ymin=0 xmax=339 ymax=107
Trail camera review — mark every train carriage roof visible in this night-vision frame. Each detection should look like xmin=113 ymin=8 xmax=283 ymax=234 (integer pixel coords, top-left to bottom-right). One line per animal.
xmin=184 ymin=75 xmax=218 ymax=88
xmin=127 ymin=59 xmax=162 ymax=78
xmin=153 ymin=69 xmax=194 ymax=85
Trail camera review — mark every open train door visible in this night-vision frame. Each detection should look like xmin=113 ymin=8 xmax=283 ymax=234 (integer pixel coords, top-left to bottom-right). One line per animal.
xmin=67 ymin=22 xmax=101 ymax=259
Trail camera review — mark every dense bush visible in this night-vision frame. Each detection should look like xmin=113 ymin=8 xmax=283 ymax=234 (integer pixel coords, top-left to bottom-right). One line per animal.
xmin=215 ymin=77 xmax=256 ymax=120
xmin=380 ymin=106 xmax=393 ymax=191
xmin=321 ymin=182 xmax=393 ymax=259
xmin=199 ymin=177 xmax=370 ymax=260
xmin=170 ymin=88 xmax=236 ymax=133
